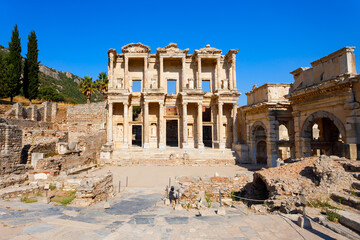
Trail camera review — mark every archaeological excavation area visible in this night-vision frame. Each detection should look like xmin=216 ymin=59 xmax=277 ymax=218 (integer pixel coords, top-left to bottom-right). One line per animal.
xmin=0 ymin=44 xmax=360 ymax=239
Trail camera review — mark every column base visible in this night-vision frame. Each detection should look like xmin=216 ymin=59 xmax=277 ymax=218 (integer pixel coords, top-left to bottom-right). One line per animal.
xmin=143 ymin=143 xmax=150 ymax=149
xmin=198 ymin=143 xmax=204 ymax=149
xmin=159 ymin=143 xmax=165 ymax=149
xmin=122 ymin=142 xmax=128 ymax=149
xmin=219 ymin=142 xmax=226 ymax=149
xmin=182 ymin=143 xmax=189 ymax=149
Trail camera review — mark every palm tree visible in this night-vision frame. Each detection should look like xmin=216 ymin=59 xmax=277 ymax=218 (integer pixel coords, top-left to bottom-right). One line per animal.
xmin=95 ymin=72 xmax=108 ymax=101
xmin=79 ymin=76 xmax=96 ymax=104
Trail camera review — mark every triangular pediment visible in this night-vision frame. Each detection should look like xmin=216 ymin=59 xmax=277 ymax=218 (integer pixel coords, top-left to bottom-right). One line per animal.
xmin=195 ymin=44 xmax=222 ymax=55
xmin=157 ymin=43 xmax=189 ymax=54
xmin=121 ymin=43 xmax=151 ymax=53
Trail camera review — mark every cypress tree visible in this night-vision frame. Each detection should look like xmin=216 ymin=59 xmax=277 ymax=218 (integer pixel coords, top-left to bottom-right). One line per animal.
xmin=0 ymin=54 xmax=9 ymax=98
xmin=6 ymin=25 xmax=22 ymax=102
xmin=24 ymin=31 xmax=39 ymax=102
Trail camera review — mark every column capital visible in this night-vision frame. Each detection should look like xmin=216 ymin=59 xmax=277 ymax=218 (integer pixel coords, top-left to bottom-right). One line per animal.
xmin=183 ymin=102 xmax=188 ymax=106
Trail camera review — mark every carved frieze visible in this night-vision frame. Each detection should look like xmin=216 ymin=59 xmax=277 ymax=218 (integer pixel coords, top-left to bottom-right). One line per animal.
xmin=121 ymin=43 xmax=151 ymax=53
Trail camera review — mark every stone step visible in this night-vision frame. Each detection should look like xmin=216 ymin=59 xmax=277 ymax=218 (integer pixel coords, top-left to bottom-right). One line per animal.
xmin=352 ymin=173 xmax=360 ymax=180
xmin=331 ymin=192 xmax=360 ymax=210
xmin=336 ymin=209 xmax=360 ymax=233
xmin=352 ymin=181 xmax=360 ymax=190
xmin=342 ymin=162 xmax=360 ymax=172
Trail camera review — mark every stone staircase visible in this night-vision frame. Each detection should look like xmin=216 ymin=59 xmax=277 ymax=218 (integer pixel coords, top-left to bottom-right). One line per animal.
xmin=327 ymin=160 xmax=360 ymax=237
xmin=111 ymin=148 xmax=239 ymax=166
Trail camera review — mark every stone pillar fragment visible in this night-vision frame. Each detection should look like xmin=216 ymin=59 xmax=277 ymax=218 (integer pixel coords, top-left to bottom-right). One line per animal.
xmin=143 ymin=102 xmax=149 ymax=148
xmin=197 ymin=102 xmax=204 ymax=149
xmin=266 ymin=118 xmax=279 ymax=167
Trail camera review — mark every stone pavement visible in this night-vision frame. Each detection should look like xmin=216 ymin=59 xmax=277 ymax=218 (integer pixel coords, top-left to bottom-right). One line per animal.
xmin=0 ymin=187 xmax=347 ymax=240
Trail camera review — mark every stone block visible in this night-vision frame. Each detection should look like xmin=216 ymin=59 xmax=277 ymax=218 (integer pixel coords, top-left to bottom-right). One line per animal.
xmin=297 ymin=216 xmax=312 ymax=229
xmin=37 ymin=197 xmax=50 ymax=204
xmin=31 ymin=153 xmax=45 ymax=169
xmin=34 ymin=173 xmax=48 ymax=180
xmin=216 ymin=207 xmax=226 ymax=216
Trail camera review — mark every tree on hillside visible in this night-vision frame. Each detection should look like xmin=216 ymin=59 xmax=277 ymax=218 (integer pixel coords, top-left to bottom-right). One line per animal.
xmin=79 ymin=76 xmax=96 ymax=104
xmin=23 ymin=31 xmax=40 ymax=103
xmin=0 ymin=55 xmax=9 ymax=98
xmin=95 ymin=72 xmax=108 ymax=101
xmin=6 ymin=25 xmax=22 ymax=102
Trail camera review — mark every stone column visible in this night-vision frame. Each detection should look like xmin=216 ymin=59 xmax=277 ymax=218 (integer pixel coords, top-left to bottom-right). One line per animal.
xmin=107 ymin=102 xmax=113 ymax=143
xmin=232 ymin=104 xmax=238 ymax=145
xmin=144 ymin=56 xmax=148 ymax=90
xmin=232 ymin=54 xmax=237 ymax=90
xmin=109 ymin=53 xmax=114 ymax=87
xmin=159 ymin=103 xmax=165 ymax=149
xmin=124 ymin=56 xmax=129 ymax=90
xmin=218 ymin=102 xmax=224 ymax=149
xmin=182 ymin=56 xmax=186 ymax=91
xmin=211 ymin=104 xmax=216 ymax=149
xmin=197 ymin=56 xmax=202 ymax=90
xmin=229 ymin=62 xmax=233 ymax=90
xmin=143 ymin=101 xmax=149 ymax=148
xmin=197 ymin=102 xmax=204 ymax=149
xmin=159 ymin=56 xmax=163 ymax=89
xmin=266 ymin=118 xmax=279 ymax=167
xmin=216 ymin=57 xmax=221 ymax=91
xmin=123 ymin=103 xmax=129 ymax=149
xmin=182 ymin=102 xmax=188 ymax=148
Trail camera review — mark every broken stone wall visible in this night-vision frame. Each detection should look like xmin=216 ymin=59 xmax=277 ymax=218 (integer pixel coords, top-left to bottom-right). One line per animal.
xmin=0 ymin=122 xmax=23 ymax=175
xmin=4 ymin=102 xmax=57 ymax=122
xmin=65 ymin=102 xmax=106 ymax=142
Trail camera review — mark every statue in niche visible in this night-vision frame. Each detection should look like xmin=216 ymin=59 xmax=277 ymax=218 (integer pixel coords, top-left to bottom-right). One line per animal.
xmin=151 ymin=124 xmax=157 ymax=137
xmin=151 ymin=78 xmax=157 ymax=89
xmin=222 ymin=79 xmax=228 ymax=90
xmin=118 ymin=124 xmax=123 ymax=139
xmin=117 ymin=78 xmax=124 ymax=89
xmin=188 ymin=78 xmax=194 ymax=89
xmin=187 ymin=125 xmax=193 ymax=137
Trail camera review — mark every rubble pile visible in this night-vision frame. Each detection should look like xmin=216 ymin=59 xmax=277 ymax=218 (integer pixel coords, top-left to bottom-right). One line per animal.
xmin=250 ymin=155 xmax=354 ymax=213
xmin=175 ymin=173 xmax=253 ymax=208
xmin=73 ymin=172 xmax=113 ymax=206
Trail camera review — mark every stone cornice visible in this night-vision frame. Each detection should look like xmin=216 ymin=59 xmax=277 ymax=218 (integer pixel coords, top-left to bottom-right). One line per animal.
xmin=288 ymin=76 xmax=358 ymax=103
xmin=311 ymin=46 xmax=355 ymax=67
xmin=242 ymin=102 xmax=291 ymax=114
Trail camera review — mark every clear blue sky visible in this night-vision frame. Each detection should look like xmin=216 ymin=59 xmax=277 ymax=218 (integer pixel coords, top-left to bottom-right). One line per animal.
xmin=1 ymin=0 xmax=359 ymax=105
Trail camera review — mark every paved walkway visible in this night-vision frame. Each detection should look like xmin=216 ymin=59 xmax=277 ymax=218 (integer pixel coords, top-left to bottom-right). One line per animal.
xmin=0 ymin=186 xmax=346 ymax=240
xmin=0 ymin=166 xmax=347 ymax=239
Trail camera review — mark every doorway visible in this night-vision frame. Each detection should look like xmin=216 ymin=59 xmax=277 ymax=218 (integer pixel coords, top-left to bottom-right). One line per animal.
xmin=166 ymin=120 xmax=178 ymax=147
xmin=256 ymin=140 xmax=267 ymax=164
xmin=132 ymin=125 xmax=142 ymax=147
xmin=203 ymin=126 xmax=212 ymax=148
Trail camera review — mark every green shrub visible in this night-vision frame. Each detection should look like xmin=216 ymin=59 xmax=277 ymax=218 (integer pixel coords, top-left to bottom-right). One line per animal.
xmin=20 ymin=196 xmax=37 ymax=203
xmin=51 ymin=191 xmax=76 ymax=206
xmin=326 ymin=209 xmax=340 ymax=222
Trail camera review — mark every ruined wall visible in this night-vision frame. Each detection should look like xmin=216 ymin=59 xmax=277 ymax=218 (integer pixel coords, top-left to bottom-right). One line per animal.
xmin=246 ymin=83 xmax=291 ymax=105
xmin=65 ymin=102 xmax=106 ymax=142
xmin=0 ymin=122 xmax=22 ymax=174
xmin=4 ymin=102 xmax=57 ymax=122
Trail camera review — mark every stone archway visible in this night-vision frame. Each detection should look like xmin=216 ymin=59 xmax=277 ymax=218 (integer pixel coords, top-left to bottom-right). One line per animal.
xmin=250 ymin=121 xmax=267 ymax=164
xmin=300 ymin=111 xmax=346 ymax=157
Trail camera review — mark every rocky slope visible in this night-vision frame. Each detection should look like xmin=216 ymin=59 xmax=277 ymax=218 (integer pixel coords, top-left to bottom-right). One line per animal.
xmin=0 ymin=44 xmax=101 ymax=104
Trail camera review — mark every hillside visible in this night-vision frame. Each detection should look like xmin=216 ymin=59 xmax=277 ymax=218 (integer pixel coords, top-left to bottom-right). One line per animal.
xmin=0 ymin=44 xmax=102 ymax=104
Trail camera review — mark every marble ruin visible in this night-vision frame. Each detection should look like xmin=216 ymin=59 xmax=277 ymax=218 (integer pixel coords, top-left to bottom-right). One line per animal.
xmin=105 ymin=43 xmax=240 ymax=164
xmin=238 ymin=47 xmax=360 ymax=167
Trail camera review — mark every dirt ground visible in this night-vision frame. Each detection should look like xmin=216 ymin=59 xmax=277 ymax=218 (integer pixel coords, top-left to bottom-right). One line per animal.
xmin=93 ymin=165 xmax=250 ymax=189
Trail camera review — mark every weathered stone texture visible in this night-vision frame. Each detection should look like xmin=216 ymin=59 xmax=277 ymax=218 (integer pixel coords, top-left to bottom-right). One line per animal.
xmin=65 ymin=102 xmax=106 ymax=142
xmin=0 ymin=122 xmax=22 ymax=174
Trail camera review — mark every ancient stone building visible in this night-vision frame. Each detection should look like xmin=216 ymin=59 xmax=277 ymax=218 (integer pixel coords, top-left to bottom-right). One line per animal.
xmin=105 ymin=43 xmax=240 ymax=162
xmin=239 ymin=47 xmax=360 ymax=167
